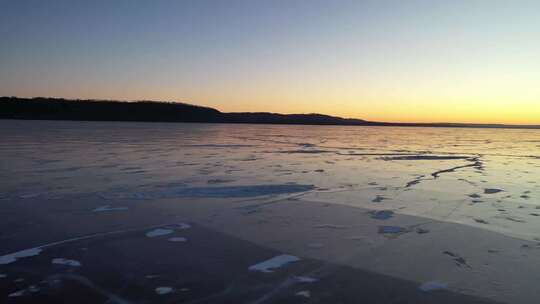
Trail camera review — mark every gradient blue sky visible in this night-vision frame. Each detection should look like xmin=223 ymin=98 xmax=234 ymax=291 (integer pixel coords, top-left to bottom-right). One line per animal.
xmin=1 ymin=0 xmax=540 ymax=123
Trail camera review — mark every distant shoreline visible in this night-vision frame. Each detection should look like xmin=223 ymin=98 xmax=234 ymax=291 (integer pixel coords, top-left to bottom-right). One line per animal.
xmin=2 ymin=97 xmax=539 ymax=130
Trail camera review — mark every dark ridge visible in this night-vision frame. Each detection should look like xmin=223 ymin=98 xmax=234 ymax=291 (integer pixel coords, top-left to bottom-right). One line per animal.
xmin=0 ymin=97 xmax=222 ymax=123
xmin=0 ymin=96 xmax=370 ymax=125
xmin=224 ymin=112 xmax=368 ymax=125
xmin=1 ymin=96 xmax=539 ymax=129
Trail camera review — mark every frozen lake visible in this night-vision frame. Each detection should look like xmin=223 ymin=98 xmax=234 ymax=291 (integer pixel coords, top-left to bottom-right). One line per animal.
xmin=1 ymin=120 xmax=540 ymax=303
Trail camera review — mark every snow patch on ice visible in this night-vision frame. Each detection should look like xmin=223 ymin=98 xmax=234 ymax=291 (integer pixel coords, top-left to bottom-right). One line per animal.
xmin=0 ymin=248 xmax=42 ymax=265
xmin=146 ymin=228 xmax=174 ymax=238
xmin=248 ymin=254 xmax=300 ymax=273
xmin=419 ymin=281 xmax=448 ymax=292
xmin=294 ymin=276 xmax=318 ymax=283
xmin=167 ymin=223 xmax=191 ymax=230
xmin=93 ymin=205 xmax=128 ymax=212
xmin=52 ymin=258 xmax=81 ymax=267
xmin=296 ymin=290 xmax=311 ymax=298
xmin=155 ymin=286 xmax=174 ymax=295
xmin=314 ymin=224 xmax=347 ymax=229
xmin=8 ymin=289 xmax=25 ymax=297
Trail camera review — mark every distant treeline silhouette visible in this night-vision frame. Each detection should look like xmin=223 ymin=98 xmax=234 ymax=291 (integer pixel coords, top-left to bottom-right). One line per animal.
xmin=0 ymin=97 xmax=371 ymax=125
xmin=0 ymin=97 xmax=223 ymax=123
xmin=1 ymin=97 xmax=539 ymax=129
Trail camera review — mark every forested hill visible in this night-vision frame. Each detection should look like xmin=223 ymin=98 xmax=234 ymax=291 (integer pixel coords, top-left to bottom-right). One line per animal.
xmin=0 ymin=97 xmax=370 ymax=125
xmin=1 ymin=97 xmax=539 ymax=129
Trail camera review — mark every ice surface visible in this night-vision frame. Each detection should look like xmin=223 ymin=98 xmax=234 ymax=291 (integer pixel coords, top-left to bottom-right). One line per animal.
xmin=2 ymin=121 xmax=540 ymax=303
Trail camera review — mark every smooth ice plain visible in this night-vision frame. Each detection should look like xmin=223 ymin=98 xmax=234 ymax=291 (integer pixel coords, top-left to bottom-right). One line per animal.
xmin=1 ymin=120 xmax=540 ymax=303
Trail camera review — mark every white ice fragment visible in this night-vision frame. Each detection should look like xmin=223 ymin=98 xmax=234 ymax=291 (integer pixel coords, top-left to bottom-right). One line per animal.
xmin=19 ymin=193 xmax=41 ymax=199
xmin=0 ymin=248 xmax=42 ymax=265
xmin=28 ymin=285 xmax=40 ymax=293
xmin=419 ymin=281 xmax=448 ymax=292
xmin=168 ymin=237 xmax=187 ymax=242
xmin=145 ymin=274 xmax=160 ymax=279
xmin=155 ymin=286 xmax=174 ymax=295
xmin=52 ymin=258 xmax=82 ymax=267
xmin=92 ymin=205 xmax=128 ymax=212
xmin=146 ymin=228 xmax=174 ymax=238
xmin=8 ymin=290 xmax=25 ymax=297
xmin=314 ymin=224 xmax=347 ymax=229
xmin=169 ymin=223 xmax=191 ymax=230
xmin=0 ymin=274 xmax=6 ymax=278
xmin=294 ymin=276 xmax=318 ymax=283
xmin=248 ymin=254 xmax=300 ymax=273
xmin=344 ymin=236 xmax=364 ymax=241
xmin=296 ymin=290 xmax=311 ymax=298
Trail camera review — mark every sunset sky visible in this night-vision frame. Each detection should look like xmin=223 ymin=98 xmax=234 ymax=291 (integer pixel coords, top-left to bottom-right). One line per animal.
xmin=1 ymin=0 xmax=540 ymax=124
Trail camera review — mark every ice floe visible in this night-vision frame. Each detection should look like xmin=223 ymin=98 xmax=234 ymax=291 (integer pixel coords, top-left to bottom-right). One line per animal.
xmin=168 ymin=237 xmax=187 ymax=242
